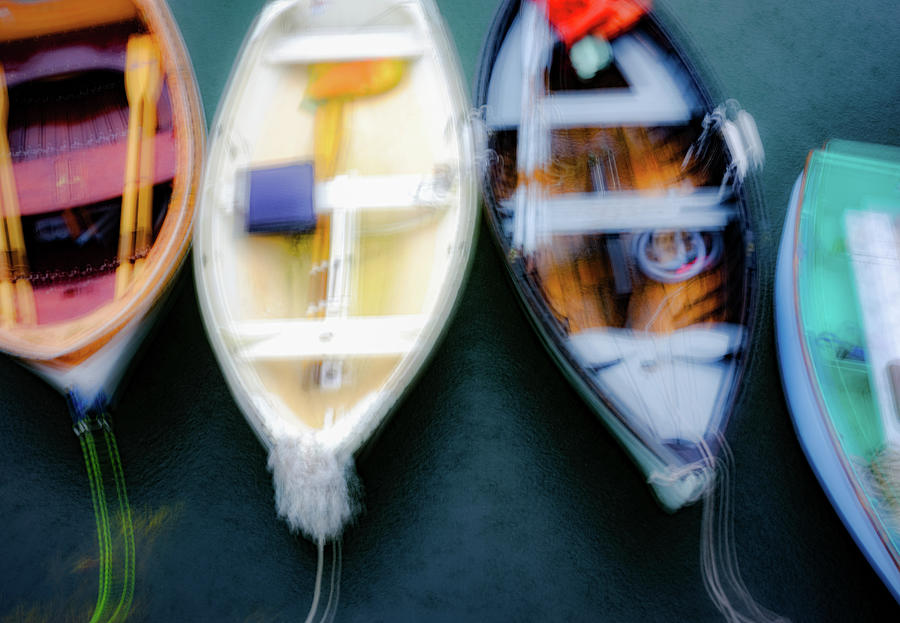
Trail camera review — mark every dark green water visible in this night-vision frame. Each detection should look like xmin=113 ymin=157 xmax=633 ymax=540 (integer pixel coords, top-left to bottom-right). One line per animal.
xmin=2 ymin=0 xmax=899 ymax=620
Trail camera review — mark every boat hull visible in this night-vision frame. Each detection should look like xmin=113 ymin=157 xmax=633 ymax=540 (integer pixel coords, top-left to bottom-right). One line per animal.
xmin=476 ymin=0 xmax=760 ymax=510
xmin=194 ymin=0 xmax=476 ymax=482
xmin=776 ymin=147 xmax=900 ymax=603
xmin=0 ymin=0 xmax=205 ymax=399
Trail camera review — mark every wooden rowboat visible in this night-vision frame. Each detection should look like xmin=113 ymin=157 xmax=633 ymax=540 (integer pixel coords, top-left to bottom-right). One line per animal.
xmin=476 ymin=0 xmax=764 ymax=511
xmin=776 ymin=140 xmax=900 ymax=603
xmin=0 ymin=1 xmax=204 ymax=620
xmin=193 ymin=0 xmax=476 ymax=557
xmin=0 ymin=0 xmax=203 ymax=405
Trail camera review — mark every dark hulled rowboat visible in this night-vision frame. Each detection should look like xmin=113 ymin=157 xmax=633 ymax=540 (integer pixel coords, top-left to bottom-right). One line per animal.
xmin=475 ymin=0 xmax=764 ymax=511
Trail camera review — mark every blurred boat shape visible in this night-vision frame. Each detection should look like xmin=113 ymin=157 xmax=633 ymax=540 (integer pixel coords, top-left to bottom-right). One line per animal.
xmin=476 ymin=0 xmax=764 ymax=512
xmin=776 ymin=139 xmax=900 ymax=603
xmin=476 ymin=4 xmax=789 ymax=621
xmin=193 ymin=0 xmax=476 ymax=588
xmin=0 ymin=0 xmax=204 ymax=619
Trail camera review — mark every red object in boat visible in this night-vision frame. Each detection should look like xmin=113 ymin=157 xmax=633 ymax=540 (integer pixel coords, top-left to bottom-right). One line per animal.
xmin=533 ymin=0 xmax=651 ymax=46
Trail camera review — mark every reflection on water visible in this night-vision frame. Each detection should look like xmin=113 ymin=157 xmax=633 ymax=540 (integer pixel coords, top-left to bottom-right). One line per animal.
xmin=2 ymin=504 xmax=183 ymax=623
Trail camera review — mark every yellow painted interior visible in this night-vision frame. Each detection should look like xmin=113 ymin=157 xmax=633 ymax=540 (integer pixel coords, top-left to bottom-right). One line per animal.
xmin=232 ymin=42 xmax=456 ymax=431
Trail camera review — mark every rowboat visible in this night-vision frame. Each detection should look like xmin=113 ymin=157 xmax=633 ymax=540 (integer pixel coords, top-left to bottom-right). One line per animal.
xmin=193 ymin=0 xmax=476 ymax=567
xmin=775 ymin=140 xmax=900 ymax=603
xmin=0 ymin=0 xmax=204 ymax=619
xmin=475 ymin=0 xmax=764 ymax=512
xmin=475 ymin=4 xmax=782 ymax=619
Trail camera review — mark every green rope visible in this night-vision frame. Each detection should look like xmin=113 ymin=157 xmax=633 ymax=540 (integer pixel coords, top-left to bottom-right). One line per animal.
xmin=79 ymin=434 xmax=110 ymax=622
xmin=104 ymin=428 xmax=135 ymax=622
xmin=74 ymin=411 xmax=135 ymax=623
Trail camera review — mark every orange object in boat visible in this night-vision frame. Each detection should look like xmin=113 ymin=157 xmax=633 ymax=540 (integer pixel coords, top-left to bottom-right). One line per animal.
xmin=306 ymin=58 xmax=407 ymax=102
xmin=534 ymin=0 xmax=651 ymax=46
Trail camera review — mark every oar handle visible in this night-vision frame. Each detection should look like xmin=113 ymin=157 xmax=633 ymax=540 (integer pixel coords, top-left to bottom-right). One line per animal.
xmin=0 ymin=62 xmax=36 ymax=324
xmin=114 ymin=102 xmax=143 ymax=298
xmin=133 ymin=43 xmax=163 ymax=279
xmin=116 ymin=35 xmax=160 ymax=297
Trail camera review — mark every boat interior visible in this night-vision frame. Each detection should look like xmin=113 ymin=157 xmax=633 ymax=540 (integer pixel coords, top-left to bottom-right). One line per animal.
xmin=0 ymin=1 xmax=179 ymax=336
xmin=203 ymin=0 xmax=470 ymax=434
xmin=798 ymin=144 xmax=900 ymax=460
xmin=483 ymin=2 xmax=751 ymax=454
xmin=792 ymin=142 xmax=900 ymax=557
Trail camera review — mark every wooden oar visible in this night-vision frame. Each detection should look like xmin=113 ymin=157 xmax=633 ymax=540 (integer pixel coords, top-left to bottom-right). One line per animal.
xmin=0 ymin=63 xmax=36 ymax=325
xmin=303 ymin=60 xmax=405 ymax=386
xmin=115 ymin=35 xmax=156 ymax=298
xmin=133 ymin=38 xmax=163 ymax=280
xmin=305 ymin=60 xmax=406 ymax=321
xmin=307 ymin=99 xmax=343 ymax=320
xmin=0 ymin=209 xmax=15 ymax=327
xmin=0 ymin=63 xmax=16 ymax=326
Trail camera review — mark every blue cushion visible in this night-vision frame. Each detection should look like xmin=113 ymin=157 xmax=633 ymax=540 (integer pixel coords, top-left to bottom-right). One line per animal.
xmin=245 ymin=161 xmax=317 ymax=233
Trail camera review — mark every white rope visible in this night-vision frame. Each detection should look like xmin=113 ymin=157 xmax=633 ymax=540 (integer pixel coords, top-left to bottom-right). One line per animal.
xmin=318 ymin=539 xmax=343 ymax=623
xmin=699 ymin=438 xmax=789 ymax=623
xmin=303 ymin=537 xmax=326 ymax=623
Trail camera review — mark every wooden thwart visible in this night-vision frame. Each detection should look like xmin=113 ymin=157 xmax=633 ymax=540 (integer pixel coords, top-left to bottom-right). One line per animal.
xmin=266 ymin=28 xmax=426 ymax=64
xmin=230 ymin=314 xmax=427 ymax=360
xmin=503 ymin=188 xmax=735 ymax=235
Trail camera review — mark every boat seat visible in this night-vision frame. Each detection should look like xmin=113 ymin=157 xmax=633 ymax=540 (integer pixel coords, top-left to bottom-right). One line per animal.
xmin=501 ymin=188 xmax=736 ymax=239
xmin=227 ymin=314 xmax=427 ymax=360
xmin=0 ymin=0 xmax=137 ymax=42
xmin=242 ymin=170 xmax=453 ymax=221
xmin=266 ymin=28 xmax=427 ymax=64
xmin=315 ymin=172 xmax=453 ymax=213
xmin=486 ymin=29 xmax=699 ymax=129
xmin=845 ymin=209 xmax=900 ymax=433
xmin=567 ymin=324 xmax=744 ymax=442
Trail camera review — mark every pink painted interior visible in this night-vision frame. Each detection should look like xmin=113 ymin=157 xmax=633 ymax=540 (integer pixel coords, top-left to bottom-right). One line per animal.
xmin=33 ymin=272 xmax=116 ymax=325
xmin=13 ymin=129 xmax=176 ymax=216
xmin=3 ymin=22 xmax=180 ymax=325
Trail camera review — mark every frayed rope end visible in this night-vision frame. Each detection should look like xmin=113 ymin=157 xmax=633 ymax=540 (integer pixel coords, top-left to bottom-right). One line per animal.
xmin=267 ymin=436 xmax=361 ymax=542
